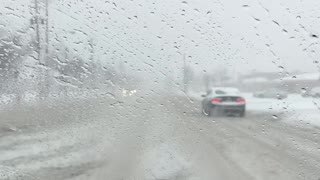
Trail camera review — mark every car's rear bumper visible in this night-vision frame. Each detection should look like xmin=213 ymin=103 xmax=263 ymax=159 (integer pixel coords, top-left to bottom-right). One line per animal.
xmin=211 ymin=104 xmax=246 ymax=114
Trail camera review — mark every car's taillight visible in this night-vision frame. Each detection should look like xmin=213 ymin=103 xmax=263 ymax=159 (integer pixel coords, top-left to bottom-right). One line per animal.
xmin=211 ymin=98 xmax=222 ymax=103
xmin=236 ymin=98 xmax=246 ymax=103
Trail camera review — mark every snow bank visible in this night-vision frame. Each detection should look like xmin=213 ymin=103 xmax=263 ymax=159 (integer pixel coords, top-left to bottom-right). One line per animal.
xmin=0 ymin=89 xmax=117 ymax=107
xmin=280 ymin=72 xmax=320 ymax=81
xmin=183 ymin=91 xmax=320 ymax=128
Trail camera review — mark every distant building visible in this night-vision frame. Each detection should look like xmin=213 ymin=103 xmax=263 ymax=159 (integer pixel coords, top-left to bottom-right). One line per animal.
xmin=238 ymin=72 xmax=282 ymax=92
xmin=236 ymin=72 xmax=320 ymax=93
xmin=275 ymin=72 xmax=320 ymax=93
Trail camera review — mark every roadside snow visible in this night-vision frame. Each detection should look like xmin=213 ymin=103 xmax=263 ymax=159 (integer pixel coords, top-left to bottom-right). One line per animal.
xmin=184 ymin=91 xmax=320 ymax=128
xmin=0 ymin=89 xmax=117 ymax=108
xmin=141 ymin=143 xmax=190 ymax=180
xmin=279 ymin=72 xmax=320 ymax=81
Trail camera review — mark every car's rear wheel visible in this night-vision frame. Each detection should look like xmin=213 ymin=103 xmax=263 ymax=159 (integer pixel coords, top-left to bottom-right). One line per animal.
xmin=202 ymin=106 xmax=219 ymax=117
xmin=209 ymin=107 xmax=221 ymax=117
xmin=239 ymin=110 xmax=245 ymax=117
xmin=202 ymin=106 xmax=211 ymax=116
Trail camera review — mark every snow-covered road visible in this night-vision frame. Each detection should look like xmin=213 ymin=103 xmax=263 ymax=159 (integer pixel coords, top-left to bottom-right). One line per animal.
xmin=0 ymin=93 xmax=319 ymax=180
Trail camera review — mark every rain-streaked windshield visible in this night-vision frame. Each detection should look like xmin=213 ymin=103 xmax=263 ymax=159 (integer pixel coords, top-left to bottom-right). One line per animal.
xmin=1 ymin=0 xmax=320 ymax=180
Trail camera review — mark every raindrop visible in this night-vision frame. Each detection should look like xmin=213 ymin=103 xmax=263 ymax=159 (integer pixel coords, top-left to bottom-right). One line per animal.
xmin=253 ymin=17 xmax=261 ymax=22
xmin=301 ymin=88 xmax=307 ymax=93
xmin=272 ymin=115 xmax=278 ymax=119
xmin=181 ymin=1 xmax=188 ymax=4
xmin=313 ymin=60 xmax=318 ymax=64
xmin=273 ymin=20 xmax=280 ymax=26
xmin=310 ymin=34 xmax=318 ymax=38
xmin=242 ymin=5 xmax=249 ymax=7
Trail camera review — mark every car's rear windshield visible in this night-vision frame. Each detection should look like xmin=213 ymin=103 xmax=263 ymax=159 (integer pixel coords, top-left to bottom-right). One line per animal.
xmin=215 ymin=90 xmax=227 ymax=94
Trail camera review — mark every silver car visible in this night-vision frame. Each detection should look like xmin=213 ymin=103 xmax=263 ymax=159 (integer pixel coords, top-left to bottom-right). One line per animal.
xmin=201 ymin=88 xmax=246 ymax=117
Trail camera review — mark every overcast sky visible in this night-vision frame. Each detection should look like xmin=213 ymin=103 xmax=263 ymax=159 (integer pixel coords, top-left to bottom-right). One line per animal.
xmin=1 ymin=0 xmax=320 ymax=79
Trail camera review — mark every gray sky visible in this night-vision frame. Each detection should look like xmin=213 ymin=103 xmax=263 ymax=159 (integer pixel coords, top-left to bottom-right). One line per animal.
xmin=1 ymin=0 xmax=320 ymax=78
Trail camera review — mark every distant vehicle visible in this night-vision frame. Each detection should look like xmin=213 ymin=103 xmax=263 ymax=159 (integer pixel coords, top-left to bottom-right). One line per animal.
xmin=122 ymin=89 xmax=137 ymax=97
xmin=306 ymin=87 xmax=320 ymax=98
xmin=301 ymin=88 xmax=312 ymax=97
xmin=201 ymin=87 xmax=246 ymax=117
xmin=253 ymin=89 xmax=288 ymax=99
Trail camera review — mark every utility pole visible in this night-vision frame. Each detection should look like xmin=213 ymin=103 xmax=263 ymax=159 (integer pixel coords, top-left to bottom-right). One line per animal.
xmin=89 ymin=38 xmax=94 ymax=61
xmin=32 ymin=0 xmax=49 ymax=61
xmin=34 ymin=0 xmax=41 ymax=61
xmin=31 ymin=0 xmax=51 ymax=99
xmin=44 ymin=0 xmax=50 ymax=96
xmin=183 ymin=53 xmax=187 ymax=93
xmin=45 ymin=0 xmax=49 ymax=55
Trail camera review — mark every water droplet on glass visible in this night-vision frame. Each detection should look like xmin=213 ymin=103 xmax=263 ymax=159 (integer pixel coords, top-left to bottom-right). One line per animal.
xmin=282 ymin=29 xmax=288 ymax=34
xmin=273 ymin=20 xmax=280 ymax=26
xmin=301 ymin=88 xmax=307 ymax=93
xmin=181 ymin=1 xmax=188 ymax=4
xmin=310 ymin=34 xmax=318 ymax=38
xmin=252 ymin=16 xmax=260 ymax=22
xmin=272 ymin=115 xmax=278 ymax=119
